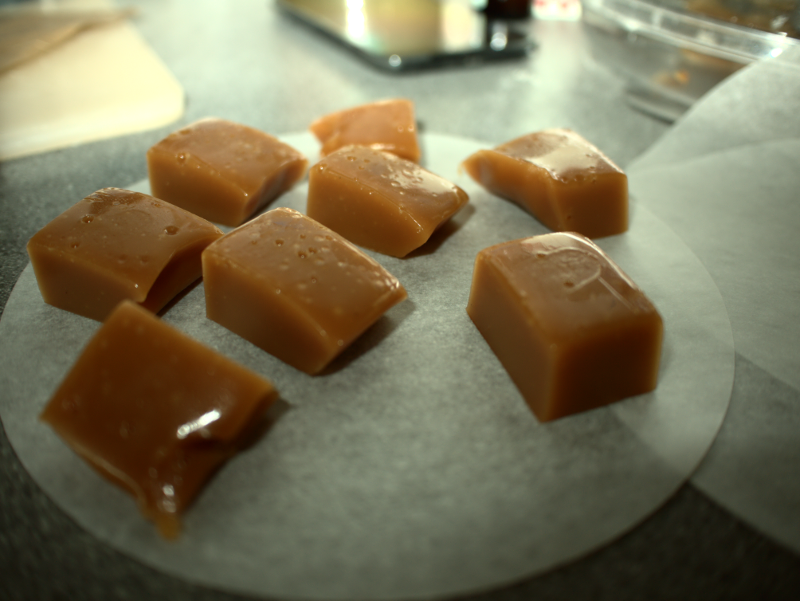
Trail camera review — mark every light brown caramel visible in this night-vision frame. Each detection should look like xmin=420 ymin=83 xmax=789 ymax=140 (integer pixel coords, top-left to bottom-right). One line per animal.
xmin=147 ymin=118 xmax=308 ymax=226
xmin=26 ymin=188 xmax=223 ymax=322
xmin=467 ymin=232 xmax=662 ymax=422
xmin=307 ymin=146 xmax=469 ymax=258
xmin=309 ymin=99 xmax=421 ymax=162
xmin=202 ymin=207 xmax=407 ymax=374
xmin=462 ymin=129 xmax=628 ymax=238
xmin=40 ymin=301 xmax=278 ymax=538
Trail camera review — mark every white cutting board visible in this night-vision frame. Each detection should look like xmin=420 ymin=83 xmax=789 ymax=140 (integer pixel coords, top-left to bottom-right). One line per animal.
xmin=0 ymin=16 xmax=184 ymax=161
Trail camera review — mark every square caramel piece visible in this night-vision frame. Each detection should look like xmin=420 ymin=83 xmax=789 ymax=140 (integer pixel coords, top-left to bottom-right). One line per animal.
xmin=202 ymin=207 xmax=407 ymax=374
xmin=467 ymin=232 xmax=663 ymax=422
xmin=462 ymin=129 xmax=628 ymax=238
xmin=307 ymin=145 xmax=469 ymax=258
xmin=147 ymin=117 xmax=308 ymax=226
xmin=26 ymin=187 xmax=223 ymax=322
xmin=40 ymin=300 xmax=279 ymax=538
xmin=309 ymin=98 xmax=421 ymax=162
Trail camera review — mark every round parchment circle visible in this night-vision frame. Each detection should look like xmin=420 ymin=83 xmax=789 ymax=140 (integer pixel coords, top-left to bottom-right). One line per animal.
xmin=0 ymin=133 xmax=734 ymax=600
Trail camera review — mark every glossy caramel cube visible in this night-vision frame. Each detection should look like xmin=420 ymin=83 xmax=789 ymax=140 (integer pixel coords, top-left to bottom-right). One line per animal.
xmin=40 ymin=301 xmax=279 ymax=538
xmin=26 ymin=188 xmax=223 ymax=322
xmin=467 ymin=232 xmax=662 ymax=422
xmin=309 ymin=99 xmax=421 ymax=162
xmin=307 ymin=146 xmax=469 ymax=258
xmin=147 ymin=118 xmax=308 ymax=226
xmin=202 ymin=207 xmax=407 ymax=374
xmin=462 ymin=129 xmax=628 ymax=238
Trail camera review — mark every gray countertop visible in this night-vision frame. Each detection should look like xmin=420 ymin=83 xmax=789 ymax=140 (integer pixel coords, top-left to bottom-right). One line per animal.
xmin=1 ymin=1 xmax=798 ymax=599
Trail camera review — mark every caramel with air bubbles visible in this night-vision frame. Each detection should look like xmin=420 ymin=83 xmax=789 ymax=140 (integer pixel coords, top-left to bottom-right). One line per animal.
xmin=147 ymin=117 xmax=307 ymax=226
xmin=307 ymin=145 xmax=468 ymax=258
xmin=202 ymin=207 xmax=407 ymax=374
xmin=26 ymin=187 xmax=222 ymax=321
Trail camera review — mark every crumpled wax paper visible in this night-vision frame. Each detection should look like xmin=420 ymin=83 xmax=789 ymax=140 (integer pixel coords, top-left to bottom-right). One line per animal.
xmin=628 ymin=46 xmax=800 ymax=553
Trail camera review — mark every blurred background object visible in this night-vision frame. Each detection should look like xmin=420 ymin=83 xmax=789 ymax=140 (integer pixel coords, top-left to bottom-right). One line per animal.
xmin=582 ymin=0 xmax=800 ymax=120
xmin=276 ymin=0 xmax=534 ymax=71
xmin=534 ymin=0 xmax=583 ymax=20
xmin=481 ymin=0 xmax=533 ymax=18
xmin=0 ymin=0 xmax=184 ymax=161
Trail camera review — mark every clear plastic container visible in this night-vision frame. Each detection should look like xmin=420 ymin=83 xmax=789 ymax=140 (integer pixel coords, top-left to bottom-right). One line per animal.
xmin=582 ymin=0 xmax=800 ymax=120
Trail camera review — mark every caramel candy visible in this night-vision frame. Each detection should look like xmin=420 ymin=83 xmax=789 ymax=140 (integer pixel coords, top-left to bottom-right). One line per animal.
xmin=26 ymin=188 xmax=223 ymax=322
xmin=307 ymin=145 xmax=469 ymax=258
xmin=309 ymin=99 xmax=421 ymax=162
xmin=202 ymin=207 xmax=407 ymax=374
xmin=147 ymin=118 xmax=308 ymax=226
xmin=467 ymin=232 xmax=663 ymax=422
xmin=40 ymin=300 xmax=278 ymax=538
xmin=462 ymin=129 xmax=628 ymax=238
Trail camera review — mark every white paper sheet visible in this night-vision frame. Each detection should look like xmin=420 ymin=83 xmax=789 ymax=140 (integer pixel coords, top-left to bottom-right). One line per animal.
xmin=0 ymin=133 xmax=734 ymax=599
xmin=628 ymin=47 xmax=800 ymax=553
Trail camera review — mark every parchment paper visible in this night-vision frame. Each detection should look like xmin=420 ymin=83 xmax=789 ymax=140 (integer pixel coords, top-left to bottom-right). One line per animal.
xmin=0 ymin=133 xmax=734 ymax=600
xmin=0 ymin=0 xmax=184 ymax=161
xmin=627 ymin=46 xmax=800 ymax=553
xmin=0 ymin=1 xmax=134 ymax=74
